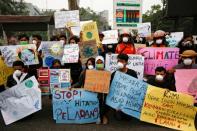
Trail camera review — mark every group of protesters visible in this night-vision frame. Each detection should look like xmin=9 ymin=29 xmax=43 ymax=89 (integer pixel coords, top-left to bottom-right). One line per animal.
xmin=0 ymin=28 xmax=197 ymax=125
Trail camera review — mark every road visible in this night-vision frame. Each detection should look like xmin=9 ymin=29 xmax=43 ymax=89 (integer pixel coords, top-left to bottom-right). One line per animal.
xmin=0 ymin=96 xmax=195 ymax=131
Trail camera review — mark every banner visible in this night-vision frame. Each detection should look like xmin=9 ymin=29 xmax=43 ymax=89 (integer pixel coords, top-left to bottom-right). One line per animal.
xmin=106 ymin=71 xmax=147 ymax=119
xmin=105 ymin=54 xmax=144 ymax=79
xmin=113 ymin=0 xmax=142 ymax=29
xmin=140 ymin=85 xmax=196 ymax=131
xmin=62 ymin=44 xmax=79 ymax=63
xmin=82 ymin=22 xmax=100 ymax=46
xmin=52 ymin=88 xmax=100 ymax=123
xmin=38 ymin=69 xmax=50 ymax=95
xmin=0 ymin=58 xmax=14 ymax=85
xmin=138 ymin=22 xmax=151 ymax=37
xmin=0 ymin=76 xmax=41 ymax=125
xmin=79 ymin=40 xmax=98 ymax=64
xmin=41 ymin=41 xmax=64 ymax=67
xmin=102 ymin=30 xmax=118 ymax=44
xmin=0 ymin=44 xmax=39 ymax=67
xmin=137 ymin=47 xmax=179 ymax=75
xmin=54 ymin=10 xmax=80 ymax=29
xmin=84 ymin=70 xmax=111 ymax=93
xmin=175 ymin=69 xmax=197 ymax=103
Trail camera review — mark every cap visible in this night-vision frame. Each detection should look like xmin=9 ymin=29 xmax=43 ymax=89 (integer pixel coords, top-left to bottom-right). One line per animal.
xmin=180 ymin=50 xmax=197 ymax=57
xmin=96 ymin=56 xmax=104 ymax=63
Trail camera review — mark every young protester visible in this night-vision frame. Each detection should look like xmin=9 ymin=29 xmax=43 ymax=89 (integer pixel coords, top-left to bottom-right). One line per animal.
xmin=7 ymin=35 xmax=18 ymax=45
xmin=6 ymin=61 xmax=31 ymax=88
xmin=147 ymin=66 xmax=176 ymax=91
xmin=18 ymin=34 xmax=29 ymax=45
xmin=59 ymin=34 xmax=67 ymax=45
xmin=115 ymin=32 xmax=136 ymax=54
xmin=150 ymin=30 xmax=168 ymax=47
xmin=51 ymin=59 xmax=62 ymax=69
xmin=110 ymin=54 xmax=138 ymax=120
xmin=69 ymin=35 xmax=80 ymax=44
xmin=32 ymin=34 xmax=42 ymax=51
xmin=71 ymin=57 xmax=95 ymax=88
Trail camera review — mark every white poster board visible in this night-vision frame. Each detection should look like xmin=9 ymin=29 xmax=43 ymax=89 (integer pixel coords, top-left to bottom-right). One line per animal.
xmin=102 ymin=30 xmax=118 ymax=44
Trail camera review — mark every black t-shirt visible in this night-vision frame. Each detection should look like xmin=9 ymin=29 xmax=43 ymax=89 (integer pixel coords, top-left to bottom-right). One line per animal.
xmin=111 ymin=69 xmax=138 ymax=83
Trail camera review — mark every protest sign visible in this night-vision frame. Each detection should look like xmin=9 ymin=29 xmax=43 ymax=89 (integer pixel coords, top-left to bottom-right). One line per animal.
xmin=113 ymin=0 xmax=142 ymax=30
xmin=102 ymin=30 xmax=118 ymax=44
xmin=167 ymin=32 xmax=184 ymax=47
xmin=0 ymin=58 xmax=14 ymax=85
xmin=106 ymin=71 xmax=147 ymax=119
xmin=62 ymin=44 xmax=79 ymax=63
xmin=52 ymin=88 xmax=100 ymax=123
xmin=137 ymin=47 xmax=179 ymax=75
xmin=105 ymin=54 xmax=144 ymax=79
xmin=0 ymin=76 xmax=41 ymax=125
xmin=82 ymin=22 xmax=100 ymax=46
xmin=0 ymin=44 xmax=39 ymax=67
xmin=140 ymin=85 xmax=196 ymax=131
xmin=138 ymin=22 xmax=151 ymax=37
xmin=175 ymin=69 xmax=197 ymax=103
xmin=79 ymin=40 xmax=98 ymax=64
xmin=41 ymin=41 xmax=64 ymax=67
xmin=54 ymin=10 xmax=80 ymax=29
xmin=38 ymin=69 xmax=50 ymax=95
xmin=84 ymin=70 xmax=111 ymax=93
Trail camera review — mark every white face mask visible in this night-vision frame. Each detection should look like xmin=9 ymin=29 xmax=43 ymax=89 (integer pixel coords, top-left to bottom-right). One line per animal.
xmin=155 ymin=75 xmax=164 ymax=81
xmin=14 ymin=70 xmax=22 ymax=77
xmin=117 ymin=62 xmax=124 ymax=69
xmin=60 ymin=40 xmax=65 ymax=43
xmin=183 ymin=58 xmax=193 ymax=65
xmin=123 ymin=37 xmax=129 ymax=43
xmin=32 ymin=40 xmax=37 ymax=45
xmin=88 ymin=65 xmax=94 ymax=70
xmin=156 ymin=39 xmax=163 ymax=44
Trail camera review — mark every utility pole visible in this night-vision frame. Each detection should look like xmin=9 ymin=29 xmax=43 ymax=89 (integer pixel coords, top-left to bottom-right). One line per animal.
xmin=68 ymin=0 xmax=79 ymax=10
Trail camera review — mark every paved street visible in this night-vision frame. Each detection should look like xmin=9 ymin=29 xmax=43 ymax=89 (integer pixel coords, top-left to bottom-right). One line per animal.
xmin=1 ymin=96 xmax=193 ymax=131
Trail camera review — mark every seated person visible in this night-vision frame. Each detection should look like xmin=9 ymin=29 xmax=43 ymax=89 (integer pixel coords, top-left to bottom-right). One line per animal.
xmin=7 ymin=61 xmax=31 ymax=88
xmin=147 ymin=66 xmax=175 ymax=91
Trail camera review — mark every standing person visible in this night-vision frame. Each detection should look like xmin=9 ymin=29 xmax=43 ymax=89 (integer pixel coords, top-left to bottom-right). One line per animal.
xmin=71 ymin=57 xmax=95 ymax=88
xmin=7 ymin=35 xmax=18 ymax=45
xmin=51 ymin=59 xmax=62 ymax=69
xmin=59 ymin=34 xmax=67 ymax=45
xmin=18 ymin=34 xmax=29 ymax=45
xmin=147 ymin=66 xmax=175 ymax=91
xmin=110 ymin=54 xmax=138 ymax=120
xmin=6 ymin=61 xmax=31 ymax=88
xmin=150 ymin=30 xmax=168 ymax=47
xmin=32 ymin=34 xmax=42 ymax=51
xmin=115 ymin=32 xmax=136 ymax=54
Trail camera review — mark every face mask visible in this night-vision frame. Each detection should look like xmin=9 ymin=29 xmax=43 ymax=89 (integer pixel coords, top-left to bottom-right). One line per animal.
xmin=88 ymin=65 xmax=94 ymax=70
xmin=32 ymin=40 xmax=37 ymax=45
xmin=60 ymin=40 xmax=65 ymax=43
xmin=20 ymin=41 xmax=28 ymax=45
xmin=14 ymin=70 xmax=22 ymax=77
xmin=183 ymin=58 xmax=193 ymax=65
xmin=117 ymin=62 xmax=124 ymax=69
xmin=155 ymin=75 xmax=164 ymax=81
xmin=182 ymin=41 xmax=193 ymax=47
xmin=123 ymin=37 xmax=129 ymax=43
xmin=156 ymin=39 xmax=163 ymax=44
xmin=96 ymin=64 xmax=104 ymax=70
xmin=108 ymin=45 xmax=113 ymax=49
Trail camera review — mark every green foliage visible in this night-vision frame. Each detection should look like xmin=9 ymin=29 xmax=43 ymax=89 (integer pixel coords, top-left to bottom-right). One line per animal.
xmin=0 ymin=0 xmax=28 ymax=15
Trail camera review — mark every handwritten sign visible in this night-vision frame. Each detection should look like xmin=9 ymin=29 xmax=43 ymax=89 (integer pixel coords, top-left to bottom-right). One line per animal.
xmin=140 ymin=85 xmax=196 ymax=131
xmin=102 ymin=30 xmax=118 ymax=44
xmin=137 ymin=47 xmax=179 ymax=75
xmin=105 ymin=54 xmax=144 ymax=79
xmin=0 ymin=76 xmax=41 ymax=125
xmin=84 ymin=70 xmax=111 ymax=93
xmin=167 ymin=32 xmax=184 ymax=47
xmin=106 ymin=71 xmax=147 ymax=119
xmin=0 ymin=44 xmax=39 ymax=67
xmin=41 ymin=41 xmax=64 ymax=67
xmin=138 ymin=22 xmax=151 ymax=37
xmin=79 ymin=40 xmax=98 ymax=64
xmin=0 ymin=58 xmax=14 ymax=85
xmin=54 ymin=10 xmax=80 ymax=28
xmin=175 ymin=69 xmax=197 ymax=103
xmin=82 ymin=22 xmax=100 ymax=46
xmin=62 ymin=44 xmax=79 ymax=63
xmin=52 ymin=88 xmax=100 ymax=123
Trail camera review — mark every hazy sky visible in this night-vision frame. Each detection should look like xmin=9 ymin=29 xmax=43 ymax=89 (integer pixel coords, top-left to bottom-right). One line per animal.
xmin=24 ymin=0 xmax=162 ymax=13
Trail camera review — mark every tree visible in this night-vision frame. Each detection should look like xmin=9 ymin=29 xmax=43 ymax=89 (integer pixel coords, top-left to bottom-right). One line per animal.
xmin=0 ymin=0 xmax=28 ymax=15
